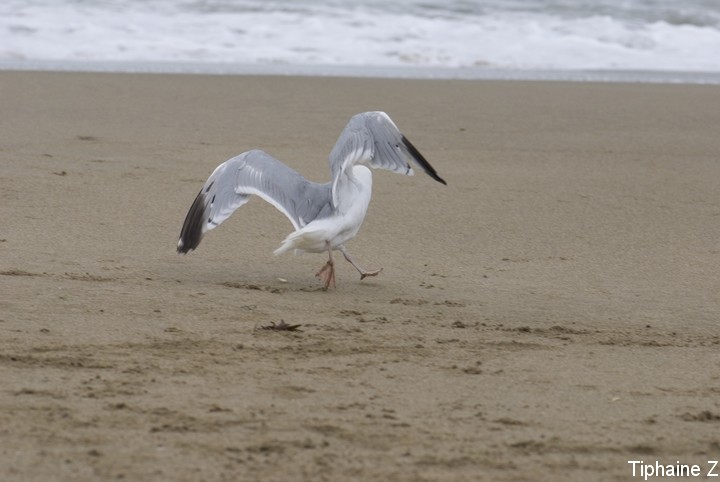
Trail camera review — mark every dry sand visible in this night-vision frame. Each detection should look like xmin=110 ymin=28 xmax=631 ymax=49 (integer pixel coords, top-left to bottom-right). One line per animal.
xmin=1 ymin=71 xmax=719 ymax=481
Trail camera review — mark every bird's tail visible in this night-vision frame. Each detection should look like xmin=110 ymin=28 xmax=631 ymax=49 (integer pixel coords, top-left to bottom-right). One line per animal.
xmin=274 ymin=223 xmax=331 ymax=256
xmin=273 ymin=230 xmax=302 ymax=256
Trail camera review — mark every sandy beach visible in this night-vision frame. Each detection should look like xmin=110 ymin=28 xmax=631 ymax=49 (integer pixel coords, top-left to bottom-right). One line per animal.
xmin=1 ymin=71 xmax=719 ymax=481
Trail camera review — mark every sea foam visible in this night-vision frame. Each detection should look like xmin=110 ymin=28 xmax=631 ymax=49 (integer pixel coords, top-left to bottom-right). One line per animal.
xmin=1 ymin=0 xmax=719 ymax=76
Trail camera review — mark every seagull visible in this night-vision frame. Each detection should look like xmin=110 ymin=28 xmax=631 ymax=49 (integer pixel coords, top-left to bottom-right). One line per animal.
xmin=177 ymin=111 xmax=446 ymax=289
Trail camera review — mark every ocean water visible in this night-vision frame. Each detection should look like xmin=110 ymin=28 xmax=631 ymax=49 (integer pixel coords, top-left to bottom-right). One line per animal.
xmin=2 ymin=0 xmax=720 ymax=82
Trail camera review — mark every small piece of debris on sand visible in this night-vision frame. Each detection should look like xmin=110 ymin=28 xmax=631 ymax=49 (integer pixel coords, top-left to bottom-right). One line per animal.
xmin=259 ymin=320 xmax=302 ymax=332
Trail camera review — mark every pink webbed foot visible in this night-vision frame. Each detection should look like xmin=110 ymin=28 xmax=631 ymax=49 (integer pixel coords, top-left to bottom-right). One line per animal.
xmin=315 ymin=260 xmax=336 ymax=290
xmin=339 ymin=246 xmax=382 ymax=281
xmin=359 ymin=268 xmax=383 ymax=280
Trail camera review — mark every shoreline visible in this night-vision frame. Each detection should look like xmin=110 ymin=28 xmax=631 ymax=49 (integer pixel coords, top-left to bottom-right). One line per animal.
xmin=3 ymin=59 xmax=720 ymax=85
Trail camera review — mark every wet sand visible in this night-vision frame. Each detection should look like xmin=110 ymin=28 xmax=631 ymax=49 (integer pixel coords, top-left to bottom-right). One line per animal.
xmin=1 ymin=71 xmax=719 ymax=481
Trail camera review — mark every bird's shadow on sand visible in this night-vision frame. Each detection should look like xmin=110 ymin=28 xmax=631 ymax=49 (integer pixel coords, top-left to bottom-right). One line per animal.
xmin=218 ymin=279 xmax=385 ymax=294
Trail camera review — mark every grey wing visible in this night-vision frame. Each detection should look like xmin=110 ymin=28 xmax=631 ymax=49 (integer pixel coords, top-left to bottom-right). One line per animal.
xmin=177 ymin=150 xmax=328 ymax=253
xmin=328 ymin=111 xmax=446 ymax=207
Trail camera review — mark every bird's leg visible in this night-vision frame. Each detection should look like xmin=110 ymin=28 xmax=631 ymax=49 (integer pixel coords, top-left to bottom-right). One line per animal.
xmin=315 ymin=241 xmax=336 ymax=290
xmin=339 ymin=246 xmax=382 ymax=280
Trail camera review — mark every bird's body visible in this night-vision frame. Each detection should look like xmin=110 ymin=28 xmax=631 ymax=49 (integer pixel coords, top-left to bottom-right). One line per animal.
xmin=274 ymin=165 xmax=372 ymax=256
xmin=177 ymin=111 xmax=445 ymax=289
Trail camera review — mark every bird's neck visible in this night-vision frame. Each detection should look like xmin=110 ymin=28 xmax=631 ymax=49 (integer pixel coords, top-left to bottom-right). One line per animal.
xmin=336 ymin=165 xmax=373 ymax=216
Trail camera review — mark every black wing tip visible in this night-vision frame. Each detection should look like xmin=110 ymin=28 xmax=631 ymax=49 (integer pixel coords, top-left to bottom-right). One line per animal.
xmin=177 ymin=190 xmax=207 ymax=254
xmin=177 ymin=244 xmax=193 ymax=254
xmin=401 ymin=136 xmax=447 ymax=186
xmin=177 ymin=238 xmax=195 ymax=254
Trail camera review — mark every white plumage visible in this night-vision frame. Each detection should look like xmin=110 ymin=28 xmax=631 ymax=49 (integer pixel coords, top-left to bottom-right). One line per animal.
xmin=177 ymin=111 xmax=446 ymax=289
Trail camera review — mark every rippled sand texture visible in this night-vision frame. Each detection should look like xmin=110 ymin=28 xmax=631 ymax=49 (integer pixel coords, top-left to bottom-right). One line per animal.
xmin=1 ymin=72 xmax=719 ymax=481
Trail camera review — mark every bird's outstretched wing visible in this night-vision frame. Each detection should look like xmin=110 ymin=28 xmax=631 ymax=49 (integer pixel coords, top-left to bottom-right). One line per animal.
xmin=328 ymin=111 xmax=446 ymax=207
xmin=177 ymin=150 xmax=328 ymax=253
